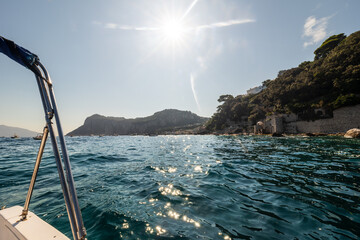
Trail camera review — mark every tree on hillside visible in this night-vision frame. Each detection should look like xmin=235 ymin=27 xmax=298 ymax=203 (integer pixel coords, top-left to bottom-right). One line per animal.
xmin=314 ymin=33 xmax=346 ymax=60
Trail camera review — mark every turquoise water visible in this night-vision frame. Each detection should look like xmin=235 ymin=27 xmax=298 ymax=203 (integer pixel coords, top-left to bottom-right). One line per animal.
xmin=0 ymin=135 xmax=359 ymax=239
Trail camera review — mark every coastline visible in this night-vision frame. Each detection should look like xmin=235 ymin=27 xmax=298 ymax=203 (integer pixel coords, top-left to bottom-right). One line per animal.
xmin=67 ymin=131 xmax=348 ymax=138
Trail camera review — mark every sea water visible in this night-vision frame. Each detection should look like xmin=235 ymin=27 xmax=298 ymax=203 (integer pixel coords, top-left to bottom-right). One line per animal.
xmin=0 ymin=135 xmax=359 ymax=239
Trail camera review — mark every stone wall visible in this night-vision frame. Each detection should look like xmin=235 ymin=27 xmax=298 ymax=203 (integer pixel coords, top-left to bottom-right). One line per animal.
xmin=263 ymin=116 xmax=285 ymax=134
xmin=287 ymin=104 xmax=360 ymax=133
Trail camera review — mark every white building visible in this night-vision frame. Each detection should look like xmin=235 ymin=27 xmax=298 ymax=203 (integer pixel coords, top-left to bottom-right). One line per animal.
xmin=246 ymin=85 xmax=266 ymax=95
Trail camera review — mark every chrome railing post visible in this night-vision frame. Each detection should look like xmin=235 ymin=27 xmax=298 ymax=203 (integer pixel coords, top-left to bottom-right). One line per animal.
xmin=32 ymin=63 xmax=87 ymax=240
xmin=48 ymin=85 xmax=87 ymax=239
xmin=35 ymin=75 xmax=79 ymax=240
xmin=22 ymin=126 xmax=49 ymax=220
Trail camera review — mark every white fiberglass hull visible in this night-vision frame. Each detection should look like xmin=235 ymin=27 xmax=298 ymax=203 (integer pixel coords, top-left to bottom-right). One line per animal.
xmin=0 ymin=206 xmax=69 ymax=240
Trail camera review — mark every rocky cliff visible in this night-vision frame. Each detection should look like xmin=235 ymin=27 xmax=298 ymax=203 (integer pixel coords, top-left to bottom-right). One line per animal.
xmin=67 ymin=109 xmax=208 ymax=136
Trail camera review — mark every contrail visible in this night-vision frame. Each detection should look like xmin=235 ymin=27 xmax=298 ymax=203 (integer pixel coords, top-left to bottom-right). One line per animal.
xmin=100 ymin=18 xmax=255 ymax=32
xmin=190 ymin=74 xmax=201 ymax=112
xmin=104 ymin=22 xmax=158 ymax=31
xmin=195 ymin=19 xmax=255 ymax=30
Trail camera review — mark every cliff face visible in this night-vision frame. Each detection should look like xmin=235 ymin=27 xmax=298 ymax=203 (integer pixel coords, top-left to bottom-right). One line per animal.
xmin=67 ymin=109 xmax=208 ymax=136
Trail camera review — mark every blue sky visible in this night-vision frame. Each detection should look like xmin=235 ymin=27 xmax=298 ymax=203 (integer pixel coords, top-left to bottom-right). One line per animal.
xmin=1 ymin=0 xmax=359 ymax=134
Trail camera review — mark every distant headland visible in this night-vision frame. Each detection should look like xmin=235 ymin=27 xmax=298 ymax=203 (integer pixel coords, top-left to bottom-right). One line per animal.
xmin=67 ymin=109 xmax=209 ymax=136
xmin=0 ymin=125 xmax=40 ymax=138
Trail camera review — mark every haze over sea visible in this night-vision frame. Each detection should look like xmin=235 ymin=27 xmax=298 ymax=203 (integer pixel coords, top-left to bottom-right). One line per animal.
xmin=0 ymin=135 xmax=359 ymax=239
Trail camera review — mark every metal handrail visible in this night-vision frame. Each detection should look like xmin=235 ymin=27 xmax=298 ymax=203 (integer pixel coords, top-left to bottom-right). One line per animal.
xmin=37 ymin=62 xmax=86 ymax=238
xmin=1 ymin=36 xmax=86 ymax=239
xmin=22 ymin=126 xmax=49 ymax=219
xmin=24 ymin=62 xmax=87 ymax=240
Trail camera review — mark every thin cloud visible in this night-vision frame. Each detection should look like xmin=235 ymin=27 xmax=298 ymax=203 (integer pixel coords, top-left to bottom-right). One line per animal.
xmin=195 ymin=19 xmax=255 ymax=30
xmin=94 ymin=18 xmax=255 ymax=32
xmin=104 ymin=23 xmax=118 ymax=29
xmin=102 ymin=22 xmax=158 ymax=31
xmin=303 ymin=16 xmax=330 ymax=47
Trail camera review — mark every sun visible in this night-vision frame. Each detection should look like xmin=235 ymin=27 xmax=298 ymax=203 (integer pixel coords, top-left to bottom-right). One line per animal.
xmin=160 ymin=18 xmax=188 ymax=46
xmin=162 ymin=19 xmax=185 ymax=41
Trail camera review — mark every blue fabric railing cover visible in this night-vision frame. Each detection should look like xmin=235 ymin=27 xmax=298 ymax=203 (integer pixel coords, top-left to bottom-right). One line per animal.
xmin=0 ymin=35 xmax=39 ymax=73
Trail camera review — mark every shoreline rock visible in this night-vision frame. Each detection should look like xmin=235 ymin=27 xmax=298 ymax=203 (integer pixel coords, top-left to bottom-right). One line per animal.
xmin=344 ymin=128 xmax=360 ymax=138
xmin=272 ymin=133 xmax=284 ymax=137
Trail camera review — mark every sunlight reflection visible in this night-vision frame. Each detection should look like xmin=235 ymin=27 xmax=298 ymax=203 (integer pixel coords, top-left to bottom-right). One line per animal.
xmin=163 ymin=210 xmax=201 ymax=228
xmin=148 ymin=198 xmax=158 ymax=206
xmin=156 ymin=212 xmax=166 ymax=217
xmin=154 ymin=166 xmax=166 ymax=174
xmin=121 ymin=222 xmax=129 ymax=229
xmin=182 ymin=215 xmax=201 ymax=227
xmin=153 ymin=166 xmax=178 ymax=174
xmin=155 ymin=226 xmax=167 ymax=235
xmin=145 ymin=224 xmax=154 ymax=234
xmin=183 ymin=145 xmax=191 ymax=152
xmin=164 ymin=203 xmax=201 ymax=228
xmin=159 ymin=184 xmax=182 ymax=196
xmin=194 ymin=165 xmax=202 ymax=172
xmin=219 ymin=232 xmax=232 ymax=240
xmin=168 ymin=210 xmax=180 ymax=219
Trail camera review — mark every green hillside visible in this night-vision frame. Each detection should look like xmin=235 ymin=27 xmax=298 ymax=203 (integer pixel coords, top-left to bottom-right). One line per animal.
xmin=206 ymin=31 xmax=360 ymax=131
